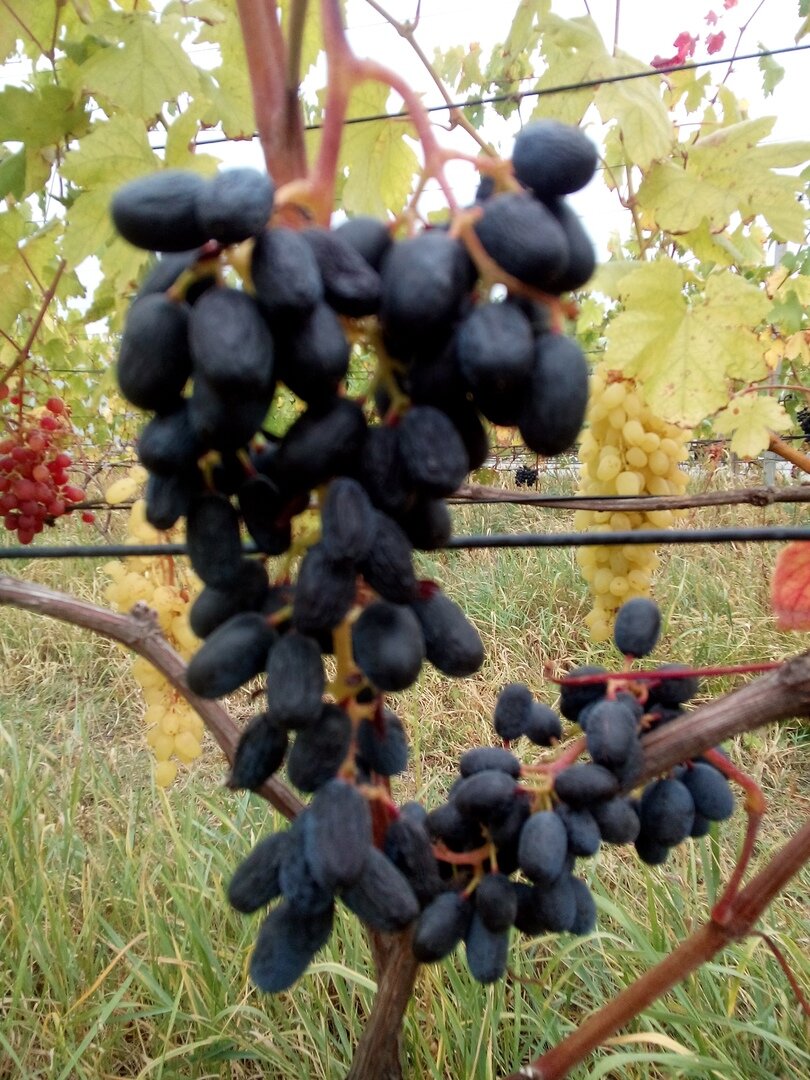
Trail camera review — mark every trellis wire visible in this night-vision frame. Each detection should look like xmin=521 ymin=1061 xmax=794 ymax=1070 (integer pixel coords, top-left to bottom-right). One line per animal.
xmin=2 ymin=525 xmax=809 ymax=561
xmin=150 ymin=42 xmax=810 ymax=149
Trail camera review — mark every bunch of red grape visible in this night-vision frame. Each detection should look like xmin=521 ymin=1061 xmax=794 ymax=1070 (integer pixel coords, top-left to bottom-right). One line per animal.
xmin=0 ymin=386 xmax=92 ymax=543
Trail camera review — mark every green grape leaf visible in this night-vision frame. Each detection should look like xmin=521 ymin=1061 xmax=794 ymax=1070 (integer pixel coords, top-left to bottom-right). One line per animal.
xmin=637 ymin=118 xmax=810 ymax=242
xmin=62 ymin=185 xmax=118 ymax=267
xmin=664 ymin=69 xmax=711 ymax=114
xmin=164 ymin=108 xmax=220 ymax=174
xmin=757 ymin=43 xmax=785 ymax=96
xmin=61 ymin=114 xmax=158 ymax=188
xmin=595 ymin=52 xmax=675 ymax=170
xmin=194 ymin=0 xmax=255 ymax=138
xmin=714 ymin=395 xmax=791 ymax=458
xmin=605 ymin=261 xmax=770 ymax=425
xmin=78 ymin=12 xmax=202 ymax=120
xmin=339 ymin=83 xmax=418 ymax=218
xmin=530 ymin=13 xmax=604 ymax=126
xmin=0 ymin=84 xmax=90 ymax=147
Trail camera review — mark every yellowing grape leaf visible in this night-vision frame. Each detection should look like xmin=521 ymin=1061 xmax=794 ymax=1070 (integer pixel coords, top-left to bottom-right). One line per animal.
xmin=195 ymin=0 xmax=255 ymax=138
xmin=0 ymin=84 xmax=90 ymax=147
xmin=78 ymin=13 xmax=202 ymax=121
xmin=604 ymin=261 xmax=770 ymax=425
xmin=713 ymin=395 xmax=790 ymax=458
xmin=771 ymin=543 xmax=810 ymax=631
xmin=531 ymin=13 xmax=604 ymax=127
xmin=637 ymin=118 xmax=810 ymax=242
xmin=61 ymin=115 xmax=158 ymax=188
xmin=595 ymin=52 xmax=675 ymax=170
xmin=339 ymin=83 xmax=418 ymax=218
xmin=164 ymin=108 xmax=220 ymax=175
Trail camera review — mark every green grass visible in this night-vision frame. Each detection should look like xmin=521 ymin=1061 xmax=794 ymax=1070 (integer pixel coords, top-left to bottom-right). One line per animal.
xmin=1 ymin=492 xmax=809 ymax=1079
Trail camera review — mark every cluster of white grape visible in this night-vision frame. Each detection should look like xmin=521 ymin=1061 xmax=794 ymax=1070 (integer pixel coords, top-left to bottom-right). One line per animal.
xmin=574 ymin=367 xmax=692 ymax=642
xmin=103 ymin=470 xmax=204 ymax=786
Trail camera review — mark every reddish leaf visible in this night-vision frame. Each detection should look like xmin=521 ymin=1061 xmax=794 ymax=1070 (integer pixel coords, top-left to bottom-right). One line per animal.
xmin=723 ymin=0 xmax=738 ymax=9
xmin=674 ymin=31 xmax=699 ymax=60
xmin=706 ymin=31 xmax=726 ymax=54
xmin=705 ymin=9 xmax=718 ymax=25
xmin=771 ymin=542 xmax=810 ymax=631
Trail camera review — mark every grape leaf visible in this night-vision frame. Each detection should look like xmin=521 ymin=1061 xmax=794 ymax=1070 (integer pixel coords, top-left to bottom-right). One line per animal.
xmin=757 ymin=43 xmax=785 ymax=96
xmin=604 ymin=261 xmax=770 ymax=425
xmin=61 ymin=115 xmax=158 ymax=189
xmin=0 ymin=85 xmax=90 ymax=147
xmin=595 ymin=51 xmax=675 ymax=170
xmin=637 ymin=118 xmax=810 ymax=242
xmin=771 ymin=543 xmax=810 ymax=631
xmin=339 ymin=83 xmax=418 ymax=218
xmin=78 ymin=13 xmax=202 ymax=121
xmin=194 ymin=0 xmax=255 ymax=138
xmin=713 ymin=395 xmax=790 ymax=458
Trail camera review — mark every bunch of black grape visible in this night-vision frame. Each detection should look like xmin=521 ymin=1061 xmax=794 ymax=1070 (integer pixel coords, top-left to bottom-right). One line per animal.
xmin=411 ymin=597 xmax=736 ymax=984
xmin=515 ymin=464 xmax=538 ymax=487
xmin=797 ymin=406 xmax=810 ymax=441
xmin=108 ymin=118 xmax=601 ymax=993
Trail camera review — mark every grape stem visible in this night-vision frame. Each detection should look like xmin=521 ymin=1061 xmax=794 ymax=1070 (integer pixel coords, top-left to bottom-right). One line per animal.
xmin=552 ymin=660 xmax=783 ymax=687
xmin=305 ymin=0 xmax=459 ymax=224
xmin=768 ymin=433 xmax=810 ymax=477
xmin=505 ymin=818 xmax=810 ymax=1080
xmin=0 ymin=259 xmax=66 ymax=386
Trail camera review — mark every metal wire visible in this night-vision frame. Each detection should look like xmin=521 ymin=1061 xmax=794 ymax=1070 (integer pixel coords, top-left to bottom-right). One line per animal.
xmin=2 ymin=525 xmax=809 ymax=560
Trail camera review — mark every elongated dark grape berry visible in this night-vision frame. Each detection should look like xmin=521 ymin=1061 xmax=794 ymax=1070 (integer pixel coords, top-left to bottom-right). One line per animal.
xmin=356 ymin=709 xmax=409 ymax=776
xmin=333 ymin=215 xmax=392 ymax=271
xmin=512 ymin=120 xmax=598 ymax=200
xmin=558 ymin=665 xmax=607 ymax=724
xmin=145 ymin=470 xmax=196 ymax=530
xmin=518 ymin=810 xmax=569 ymax=884
xmin=266 ymin=632 xmax=325 ymax=729
xmin=591 ymin=796 xmax=641 ymax=844
xmin=546 ymin=198 xmax=596 ymax=292
xmin=320 ymin=477 xmax=376 ymax=562
xmin=227 ymin=711 xmax=289 ymax=790
xmin=680 ymin=762 xmax=735 ymax=821
xmin=473 ymin=192 xmax=569 ymax=291
xmin=524 ymin=701 xmax=563 ymax=746
xmin=111 ymin=170 xmax=209 ymax=252
xmin=381 ymin=232 xmax=474 ymax=348
xmin=351 ymin=601 xmax=425 ymax=692
xmin=494 ymin=682 xmax=534 ymax=741
xmin=413 ymin=891 xmax=472 ymax=962
xmin=455 ymin=300 xmax=535 ymax=425
xmin=518 ymin=333 xmax=589 ymax=456
xmin=195 ymin=168 xmax=274 ymax=245
xmin=189 ymin=287 xmax=275 ymax=394
xmin=426 ymin=802 xmax=485 ymax=851
xmin=554 ymin=762 xmax=619 ymax=806
xmin=339 ymin=848 xmax=420 ymax=932
xmin=647 ymin=663 xmax=699 ymax=707
xmin=383 ymin=814 xmax=443 ymax=905
xmin=186 ymin=492 xmax=243 ymax=589
xmin=186 ymin=612 xmax=276 ymax=699
xmin=236 ymin=475 xmax=290 ymax=556
xmin=569 ymin=877 xmax=597 ymax=935
xmin=613 ymin=597 xmax=662 ymax=658
xmin=584 ymin=699 xmax=639 ymax=770
xmin=274 ymin=301 xmax=350 ymax=404
xmin=250 ymin=900 xmax=334 ymax=993
xmin=251 ymin=225 xmax=324 ymax=322
xmin=118 ymin=295 xmax=192 ymax=413
xmin=228 ymin=831 xmax=289 ymax=913
xmin=555 ymin=803 xmax=601 ymax=857
xmin=189 ymin=560 xmax=270 ymax=638
xmin=303 ymin=779 xmax=372 ymax=890
xmin=639 ymin=778 xmax=695 ymax=847
xmin=397 ymin=405 xmax=469 ymax=497
xmin=452 ymin=769 xmax=517 ymax=825
xmin=465 ymin=913 xmax=509 ymax=984
xmin=278 ymin=817 xmax=334 ymax=915
xmin=357 ymin=512 xmax=418 ymax=603
xmin=458 ymin=746 xmax=521 ymax=778
xmin=475 ymin=873 xmax=517 ymax=933
xmin=292 ymin=543 xmax=357 ymax=636
xmin=276 ymin=398 xmax=367 ymax=494
xmin=137 ymin=404 xmax=202 ymax=476
xmin=301 ymin=227 xmax=381 ymax=317
xmin=396 ymin=497 xmax=452 ymax=551
xmin=410 ymin=587 xmax=484 ymax=677
xmin=286 ymin=704 xmax=352 ymax=792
